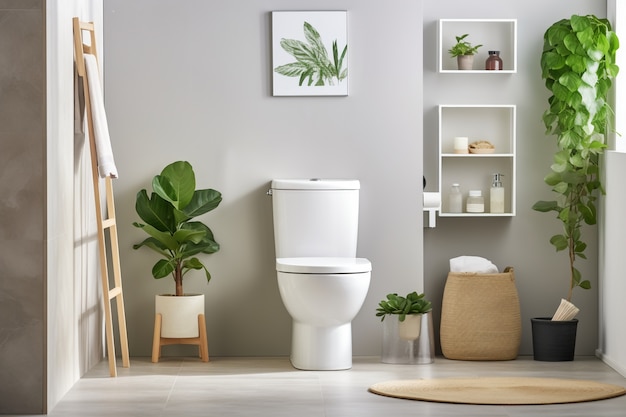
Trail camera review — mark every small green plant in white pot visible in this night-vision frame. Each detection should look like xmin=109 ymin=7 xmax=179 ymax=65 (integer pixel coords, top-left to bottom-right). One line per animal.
xmin=448 ymin=34 xmax=482 ymax=70
xmin=133 ymin=160 xmax=222 ymax=339
xmin=376 ymin=292 xmax=432 ymax=340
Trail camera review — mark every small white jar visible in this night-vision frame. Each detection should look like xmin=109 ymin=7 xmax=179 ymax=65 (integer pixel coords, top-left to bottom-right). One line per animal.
xmin=466 ymin=190 xmax=485 ymax=213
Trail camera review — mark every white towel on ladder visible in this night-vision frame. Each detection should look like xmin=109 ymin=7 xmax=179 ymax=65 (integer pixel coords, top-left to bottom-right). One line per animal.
xmin=84 ymin=53 xmax=118 ymax=179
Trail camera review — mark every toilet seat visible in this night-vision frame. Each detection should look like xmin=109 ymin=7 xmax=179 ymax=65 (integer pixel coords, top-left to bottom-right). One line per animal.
xmin=276 ymin=257 xmax=371 ymax=274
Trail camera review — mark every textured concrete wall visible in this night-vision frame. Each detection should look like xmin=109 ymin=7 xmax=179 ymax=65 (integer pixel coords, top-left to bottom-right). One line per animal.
xmin=0 ymin=0 xmax=46 ymax=413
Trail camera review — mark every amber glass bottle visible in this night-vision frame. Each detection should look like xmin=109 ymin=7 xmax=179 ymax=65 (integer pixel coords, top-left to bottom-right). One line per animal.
xmin=485 ymin=51 xmax=503 ymax=70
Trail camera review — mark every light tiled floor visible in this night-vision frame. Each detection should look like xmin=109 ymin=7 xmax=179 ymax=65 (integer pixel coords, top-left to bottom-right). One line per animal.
xmin=33 ymin=356 xmax=626 ymax=416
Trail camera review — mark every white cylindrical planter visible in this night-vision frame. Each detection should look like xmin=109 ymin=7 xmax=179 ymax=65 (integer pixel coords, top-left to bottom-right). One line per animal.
xmin=155 ymin=294 xmax=204 ymax=338
xmin=398 ymin=314 xmax=422 ymax=341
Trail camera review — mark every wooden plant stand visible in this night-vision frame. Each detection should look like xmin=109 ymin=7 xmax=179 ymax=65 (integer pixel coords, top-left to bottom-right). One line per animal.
xmin=151 ymin=313 xmax=209 ymax=363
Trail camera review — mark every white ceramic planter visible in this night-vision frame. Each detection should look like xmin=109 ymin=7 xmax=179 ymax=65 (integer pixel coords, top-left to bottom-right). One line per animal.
xmin=155 ymin=293 xmax=204 ymax=338
xmin=398 ymin=314 xmax=422 ymax=341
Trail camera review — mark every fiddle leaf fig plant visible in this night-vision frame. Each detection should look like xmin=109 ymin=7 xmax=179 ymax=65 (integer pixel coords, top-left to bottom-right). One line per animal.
xmin=448 ymin=34 xmax=482 ymax=57
xmin=532 ymin=15 xmax=619 ymax=309
xmin=133 ymin=161 xmax=222 ymax=296
xmin=376 ymin=292 xmax=432 ymax=322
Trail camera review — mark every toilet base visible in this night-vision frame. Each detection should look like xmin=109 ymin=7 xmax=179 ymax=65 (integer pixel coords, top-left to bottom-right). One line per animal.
xmin=290 ymin=322 xmax=353 ymax=370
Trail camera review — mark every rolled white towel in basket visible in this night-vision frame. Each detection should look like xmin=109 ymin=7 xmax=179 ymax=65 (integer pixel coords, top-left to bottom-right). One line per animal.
xmin=84 ymin=53 xmax=118 ymax=179
xmin=449 ymin=255 xmax=499 ymax=274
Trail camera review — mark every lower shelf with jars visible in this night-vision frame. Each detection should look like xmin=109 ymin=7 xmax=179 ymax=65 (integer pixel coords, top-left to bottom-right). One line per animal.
xmin=439 ymin=155 xmax=515 ymax=217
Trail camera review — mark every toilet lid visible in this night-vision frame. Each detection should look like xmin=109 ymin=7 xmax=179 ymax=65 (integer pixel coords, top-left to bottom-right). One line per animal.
xmin=276 ymin=257 xmax=372 ymax=274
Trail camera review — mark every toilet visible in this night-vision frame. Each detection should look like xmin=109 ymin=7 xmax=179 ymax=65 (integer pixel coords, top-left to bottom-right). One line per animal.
xmin=269 ymin=179 xmax=371 ymax=370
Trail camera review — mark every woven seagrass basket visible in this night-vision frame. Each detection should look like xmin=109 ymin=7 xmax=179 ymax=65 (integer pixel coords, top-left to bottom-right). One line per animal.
xmin=440 ymin=266 xmax=521 ymax=360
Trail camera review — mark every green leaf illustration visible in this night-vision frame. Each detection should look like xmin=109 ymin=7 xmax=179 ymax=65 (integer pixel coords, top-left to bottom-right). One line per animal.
xmin=275 ymin=21 xmax=347 ymax=87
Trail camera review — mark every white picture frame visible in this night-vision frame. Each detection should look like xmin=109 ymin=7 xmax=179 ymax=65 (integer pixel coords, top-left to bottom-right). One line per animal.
xmin=272 ymin=11 xmax=348 ymax=96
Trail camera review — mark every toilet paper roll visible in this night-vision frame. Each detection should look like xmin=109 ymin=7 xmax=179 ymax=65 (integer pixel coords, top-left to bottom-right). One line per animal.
xmin=423 ymin=192 xmax=441 ymax=209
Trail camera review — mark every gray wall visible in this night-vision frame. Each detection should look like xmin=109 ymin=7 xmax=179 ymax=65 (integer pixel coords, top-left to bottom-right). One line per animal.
xmin=104 ymin=0 xmax=424 ymax=357
xmin=0 ymin=0 xmax=103 ymax=413
xmin=423 ymin=0 xmax=606 ymax=355
xmin=0 ymin=1 xmax=45 ymax=413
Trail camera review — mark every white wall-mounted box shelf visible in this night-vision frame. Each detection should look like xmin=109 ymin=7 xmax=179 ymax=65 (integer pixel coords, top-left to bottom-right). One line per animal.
xmin=438 ymin=105 xmax=516 ymax=217
xmin=439 ymin=19 xmax=517 ymax=73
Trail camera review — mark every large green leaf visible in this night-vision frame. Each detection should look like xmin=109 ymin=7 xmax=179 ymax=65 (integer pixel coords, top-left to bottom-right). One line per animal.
xmin=152 ymin=259 xmax=175 ymax=279
xmin=153 ymin=161 xmax=195 ymax=211
xmin=132 ymin=236 xmax=168 ymax=255
xmin=580 ymin=203 xmax=596 ymax=225
xmin=135 ymin=190 xmax=175 ymax=232
xmin=532 ymin=200 xmax=559 ymax=213
xmin=183 ymin=257 xmax=211 ymax=283
xmin=550 ymin=234 xmax=568 ymax=251
xmin=183 ymin=189 xmax=222 ymax=218
xmin=179 ymin=222 xmax=219 ymax=258
xmin=559 ymin=72 xmax=582 ymax=92
xmin=133 ymin=222 xmax=178 ymax=251
xmin=173 ymin=228 xmax=205 ymax=245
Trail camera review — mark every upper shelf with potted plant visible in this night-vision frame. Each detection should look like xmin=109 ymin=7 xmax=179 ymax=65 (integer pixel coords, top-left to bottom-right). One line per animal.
xmin=438 ymin=19 xmax=517 ymax=73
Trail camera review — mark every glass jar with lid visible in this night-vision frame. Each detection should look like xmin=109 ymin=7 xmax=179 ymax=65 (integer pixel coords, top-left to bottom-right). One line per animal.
xmin=466 ymin=190 xmax=485 ymax=213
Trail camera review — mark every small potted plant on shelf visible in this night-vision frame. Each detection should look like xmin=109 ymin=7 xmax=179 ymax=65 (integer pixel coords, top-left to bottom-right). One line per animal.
xmin=448 ymin=33 xmax=482 ymax=70
xmin=531 ymin=15 xmax=619 ymax=361
xmin=133 ymin=160 xmax=222 ymax=343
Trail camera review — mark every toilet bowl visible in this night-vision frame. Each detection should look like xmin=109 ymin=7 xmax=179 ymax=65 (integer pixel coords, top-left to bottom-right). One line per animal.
xmin=277 ymin=257 xmax=371 ymax=370
xmin=269 ymin=179 xmax=372 ymax=370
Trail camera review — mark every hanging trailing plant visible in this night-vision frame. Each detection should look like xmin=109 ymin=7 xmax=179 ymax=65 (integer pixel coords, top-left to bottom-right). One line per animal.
xmin=532 ymin=15 xmax=619 ymax=317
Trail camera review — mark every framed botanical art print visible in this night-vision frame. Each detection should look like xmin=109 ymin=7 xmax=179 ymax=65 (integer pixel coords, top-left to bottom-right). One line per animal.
xmin=272 ymin=11 xmax=348 ymax=96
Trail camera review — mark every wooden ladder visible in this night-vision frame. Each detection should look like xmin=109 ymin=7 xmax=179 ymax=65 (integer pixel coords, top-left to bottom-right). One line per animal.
xmin=73 ymin=17 xmax=130 ymax=377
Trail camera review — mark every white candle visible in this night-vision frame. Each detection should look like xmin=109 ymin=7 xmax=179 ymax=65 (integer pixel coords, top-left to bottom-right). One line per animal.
xmin=454 ymin=137 xmax=469 ymax=154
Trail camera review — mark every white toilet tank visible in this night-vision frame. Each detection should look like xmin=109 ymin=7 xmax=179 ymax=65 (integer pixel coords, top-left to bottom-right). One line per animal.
xmin=271 ymin=179 xmax=360 ymax=259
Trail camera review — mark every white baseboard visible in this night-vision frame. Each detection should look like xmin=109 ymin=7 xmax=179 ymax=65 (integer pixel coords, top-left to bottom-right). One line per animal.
xmin=596 ymin=349 xmax=626 ymax=377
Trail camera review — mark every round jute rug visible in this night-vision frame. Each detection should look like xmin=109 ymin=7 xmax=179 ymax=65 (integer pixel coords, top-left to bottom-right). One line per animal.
xmin=368 ymin=377 xmax=626 ymax=405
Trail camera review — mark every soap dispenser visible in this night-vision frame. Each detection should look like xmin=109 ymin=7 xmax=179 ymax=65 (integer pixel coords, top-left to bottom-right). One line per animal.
xmin=490 ymin=173 xmax=505 ymax=213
